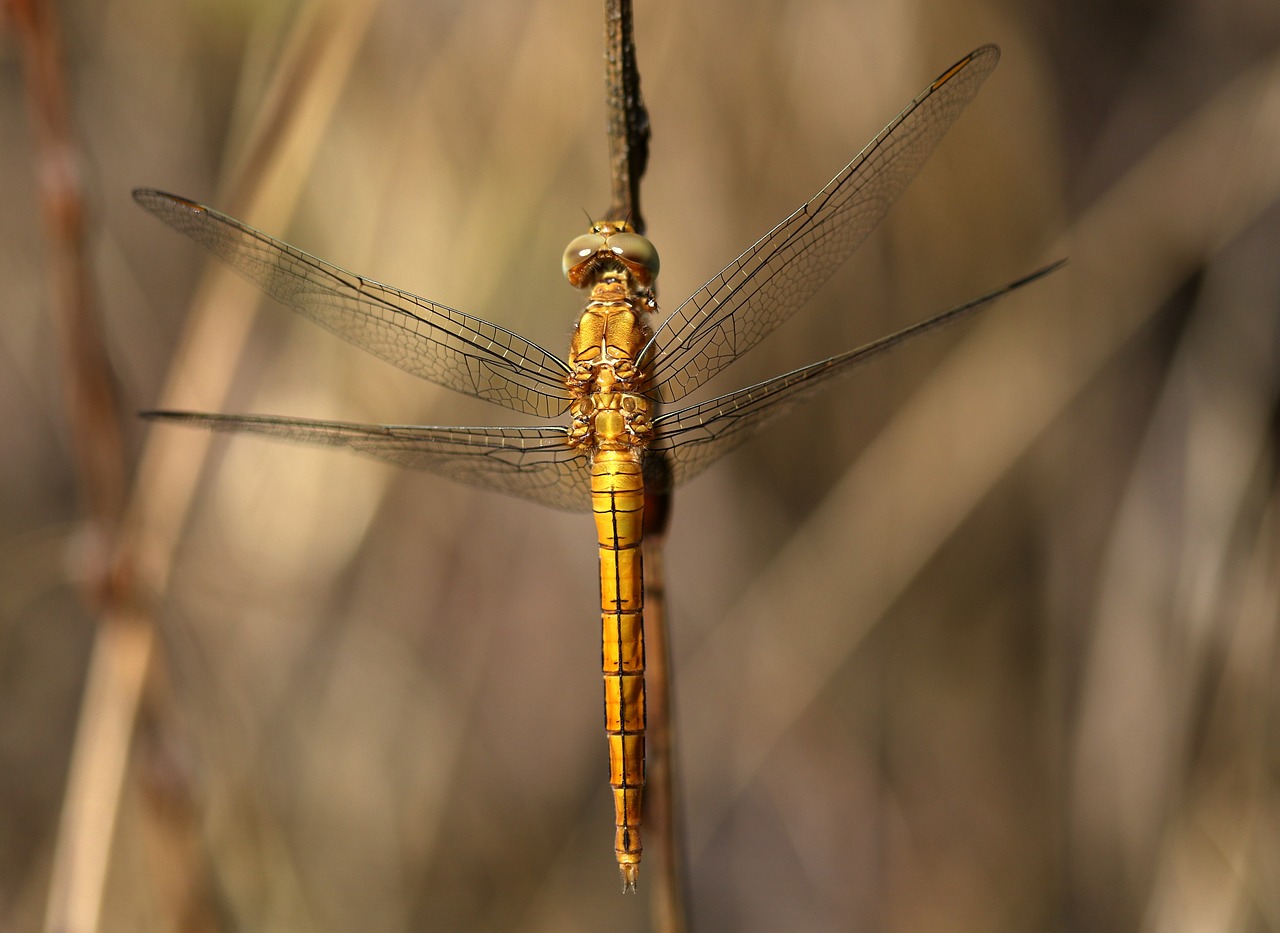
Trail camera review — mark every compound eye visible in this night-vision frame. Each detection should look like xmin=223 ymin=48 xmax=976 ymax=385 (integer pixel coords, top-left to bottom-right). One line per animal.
xmin=563 ymin=233 xmax=607 ymax=284
xmin=607 ymin=232 xmax=660 ymax=284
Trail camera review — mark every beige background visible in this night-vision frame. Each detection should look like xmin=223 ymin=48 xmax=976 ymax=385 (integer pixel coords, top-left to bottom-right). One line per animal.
xmin=3 ymin=0 xmax=1279 ymax=929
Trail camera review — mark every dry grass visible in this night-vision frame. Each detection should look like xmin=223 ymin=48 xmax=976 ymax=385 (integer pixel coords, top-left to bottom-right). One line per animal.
xmin=3 ymin=0 xmax=1278 ymax=930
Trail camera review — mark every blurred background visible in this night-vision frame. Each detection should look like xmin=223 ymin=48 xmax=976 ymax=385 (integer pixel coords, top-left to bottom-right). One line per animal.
xmin=3 ymin=0 xmax=1279 ymax=929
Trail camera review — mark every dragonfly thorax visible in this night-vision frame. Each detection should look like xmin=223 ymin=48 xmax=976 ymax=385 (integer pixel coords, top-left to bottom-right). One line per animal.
xmin=564 ymin=228 xmax=658 ymax=453
xmin=563 ymin=222 xmax=660 ymax=290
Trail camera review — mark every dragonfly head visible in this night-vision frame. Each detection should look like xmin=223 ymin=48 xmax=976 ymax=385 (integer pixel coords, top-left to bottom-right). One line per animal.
xmin=563 ymin=221 xmax=660 ymax=291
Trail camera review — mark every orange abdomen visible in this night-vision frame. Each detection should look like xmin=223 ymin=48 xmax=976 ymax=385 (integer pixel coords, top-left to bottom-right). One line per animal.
xmin=592 ymin=449 xmax=645 ymax=889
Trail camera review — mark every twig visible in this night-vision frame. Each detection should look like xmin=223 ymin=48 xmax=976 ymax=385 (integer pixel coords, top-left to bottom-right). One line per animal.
xmin=602 ymin=1 xmax=688 ymax=927
xmin=603 ymin=0 xmax=650 ymax=231
xmin=4 ymin=1 xmax=219 ymax=931
xmin=6 ymin=0 xmax=124 ymax=575
xmin=642 ymin=526 xmax=689 ymax=933
xmin=12 ymin=0 xmax=381 ymax=929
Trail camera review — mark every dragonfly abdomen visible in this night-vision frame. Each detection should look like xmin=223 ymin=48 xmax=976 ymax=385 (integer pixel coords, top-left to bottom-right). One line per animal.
xmin=593 ymin=450 xmax=646 ymax=891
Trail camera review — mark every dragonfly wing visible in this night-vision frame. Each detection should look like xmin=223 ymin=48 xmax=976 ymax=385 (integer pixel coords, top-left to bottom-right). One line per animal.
xmin=647 ymin=262 xmax=1063 ymax=490
xmin=646 ymin=45 xmax=1000 ymax=403
xmin=143 ymin=411 xmax=591 ymax=512
xmin=134 ymin=190 xmax=573 ymax=419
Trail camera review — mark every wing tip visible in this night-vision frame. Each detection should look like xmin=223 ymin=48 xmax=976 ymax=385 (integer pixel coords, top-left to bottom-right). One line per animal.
xmin=933 ymin=44 xmax=1001 ymax=90
xmin=132 ymin=188 xmax=204 ymax=213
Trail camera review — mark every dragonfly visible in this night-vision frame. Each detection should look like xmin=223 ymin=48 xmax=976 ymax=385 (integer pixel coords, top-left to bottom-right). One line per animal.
xmin=138 ymin=44 xmax=1058 ymax=891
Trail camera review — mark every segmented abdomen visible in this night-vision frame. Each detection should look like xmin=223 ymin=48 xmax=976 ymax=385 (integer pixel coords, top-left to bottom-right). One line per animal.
xmin=592 ymin=449 xmax=645 ymax=888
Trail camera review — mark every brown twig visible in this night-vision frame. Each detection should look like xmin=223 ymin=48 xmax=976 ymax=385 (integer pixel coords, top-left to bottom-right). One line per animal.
xmin=603 ymin=0 xmax=650 ymax=231
xmin=7 ymin=0 xmax=125 ymax=584
xmin=602 ymin=1 xmax=688 ymax=926
xmin=10 ymin=0 xmax=381 ymax=929
xmin=641 ymin=527 xmax=689 ymax=933
xmin=4 ymin=1 xmax=223 ymax=930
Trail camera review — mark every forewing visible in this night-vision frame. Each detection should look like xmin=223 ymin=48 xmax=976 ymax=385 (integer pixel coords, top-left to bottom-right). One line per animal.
xmin=143 ymin=411 xmax=590 ymax=512
xmin=646 ymin=45 xmax=1000 ymax=403
xmin=134 ymin=190 xmax=573 ymax=418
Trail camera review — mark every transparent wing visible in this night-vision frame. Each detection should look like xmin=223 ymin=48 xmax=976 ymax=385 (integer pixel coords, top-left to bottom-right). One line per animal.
xmin=134 ymin=190 xmax=573 ymax=418
xmin=647 ymin=262 xmax=1063 ymax=490
xmin=646 ymin=45 xmax=1000 ymax=403
xmin=143 ymin=411 xmax=590 ymax=512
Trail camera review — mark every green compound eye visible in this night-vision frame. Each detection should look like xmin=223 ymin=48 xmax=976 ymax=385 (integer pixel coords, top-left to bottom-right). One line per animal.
xmin=563 ymin=233 xmax=607 ymax=282
xmin=563 ymin=230 xmax=660 ymax=288
xmin=605 ymin=232 xmax=660 ymax=283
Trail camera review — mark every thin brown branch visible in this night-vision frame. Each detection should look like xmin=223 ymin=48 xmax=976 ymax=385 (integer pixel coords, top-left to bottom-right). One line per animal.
xmin=7 ymin=0 xmax=383 ymax=929
xmin=8 ymin=0 xmax=125 ymax=596
xmin=7 ymin=0 xmax=229 ymax=928
xmin=602 ymin=1 xmax=687 ymax=924
xmin=642 ymin=529 xmax=689 ymax=933
xmin=4 ymin=0 xmax=220 ymax=930
xmin=602 ymin=0 xmax=650 ymax=231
